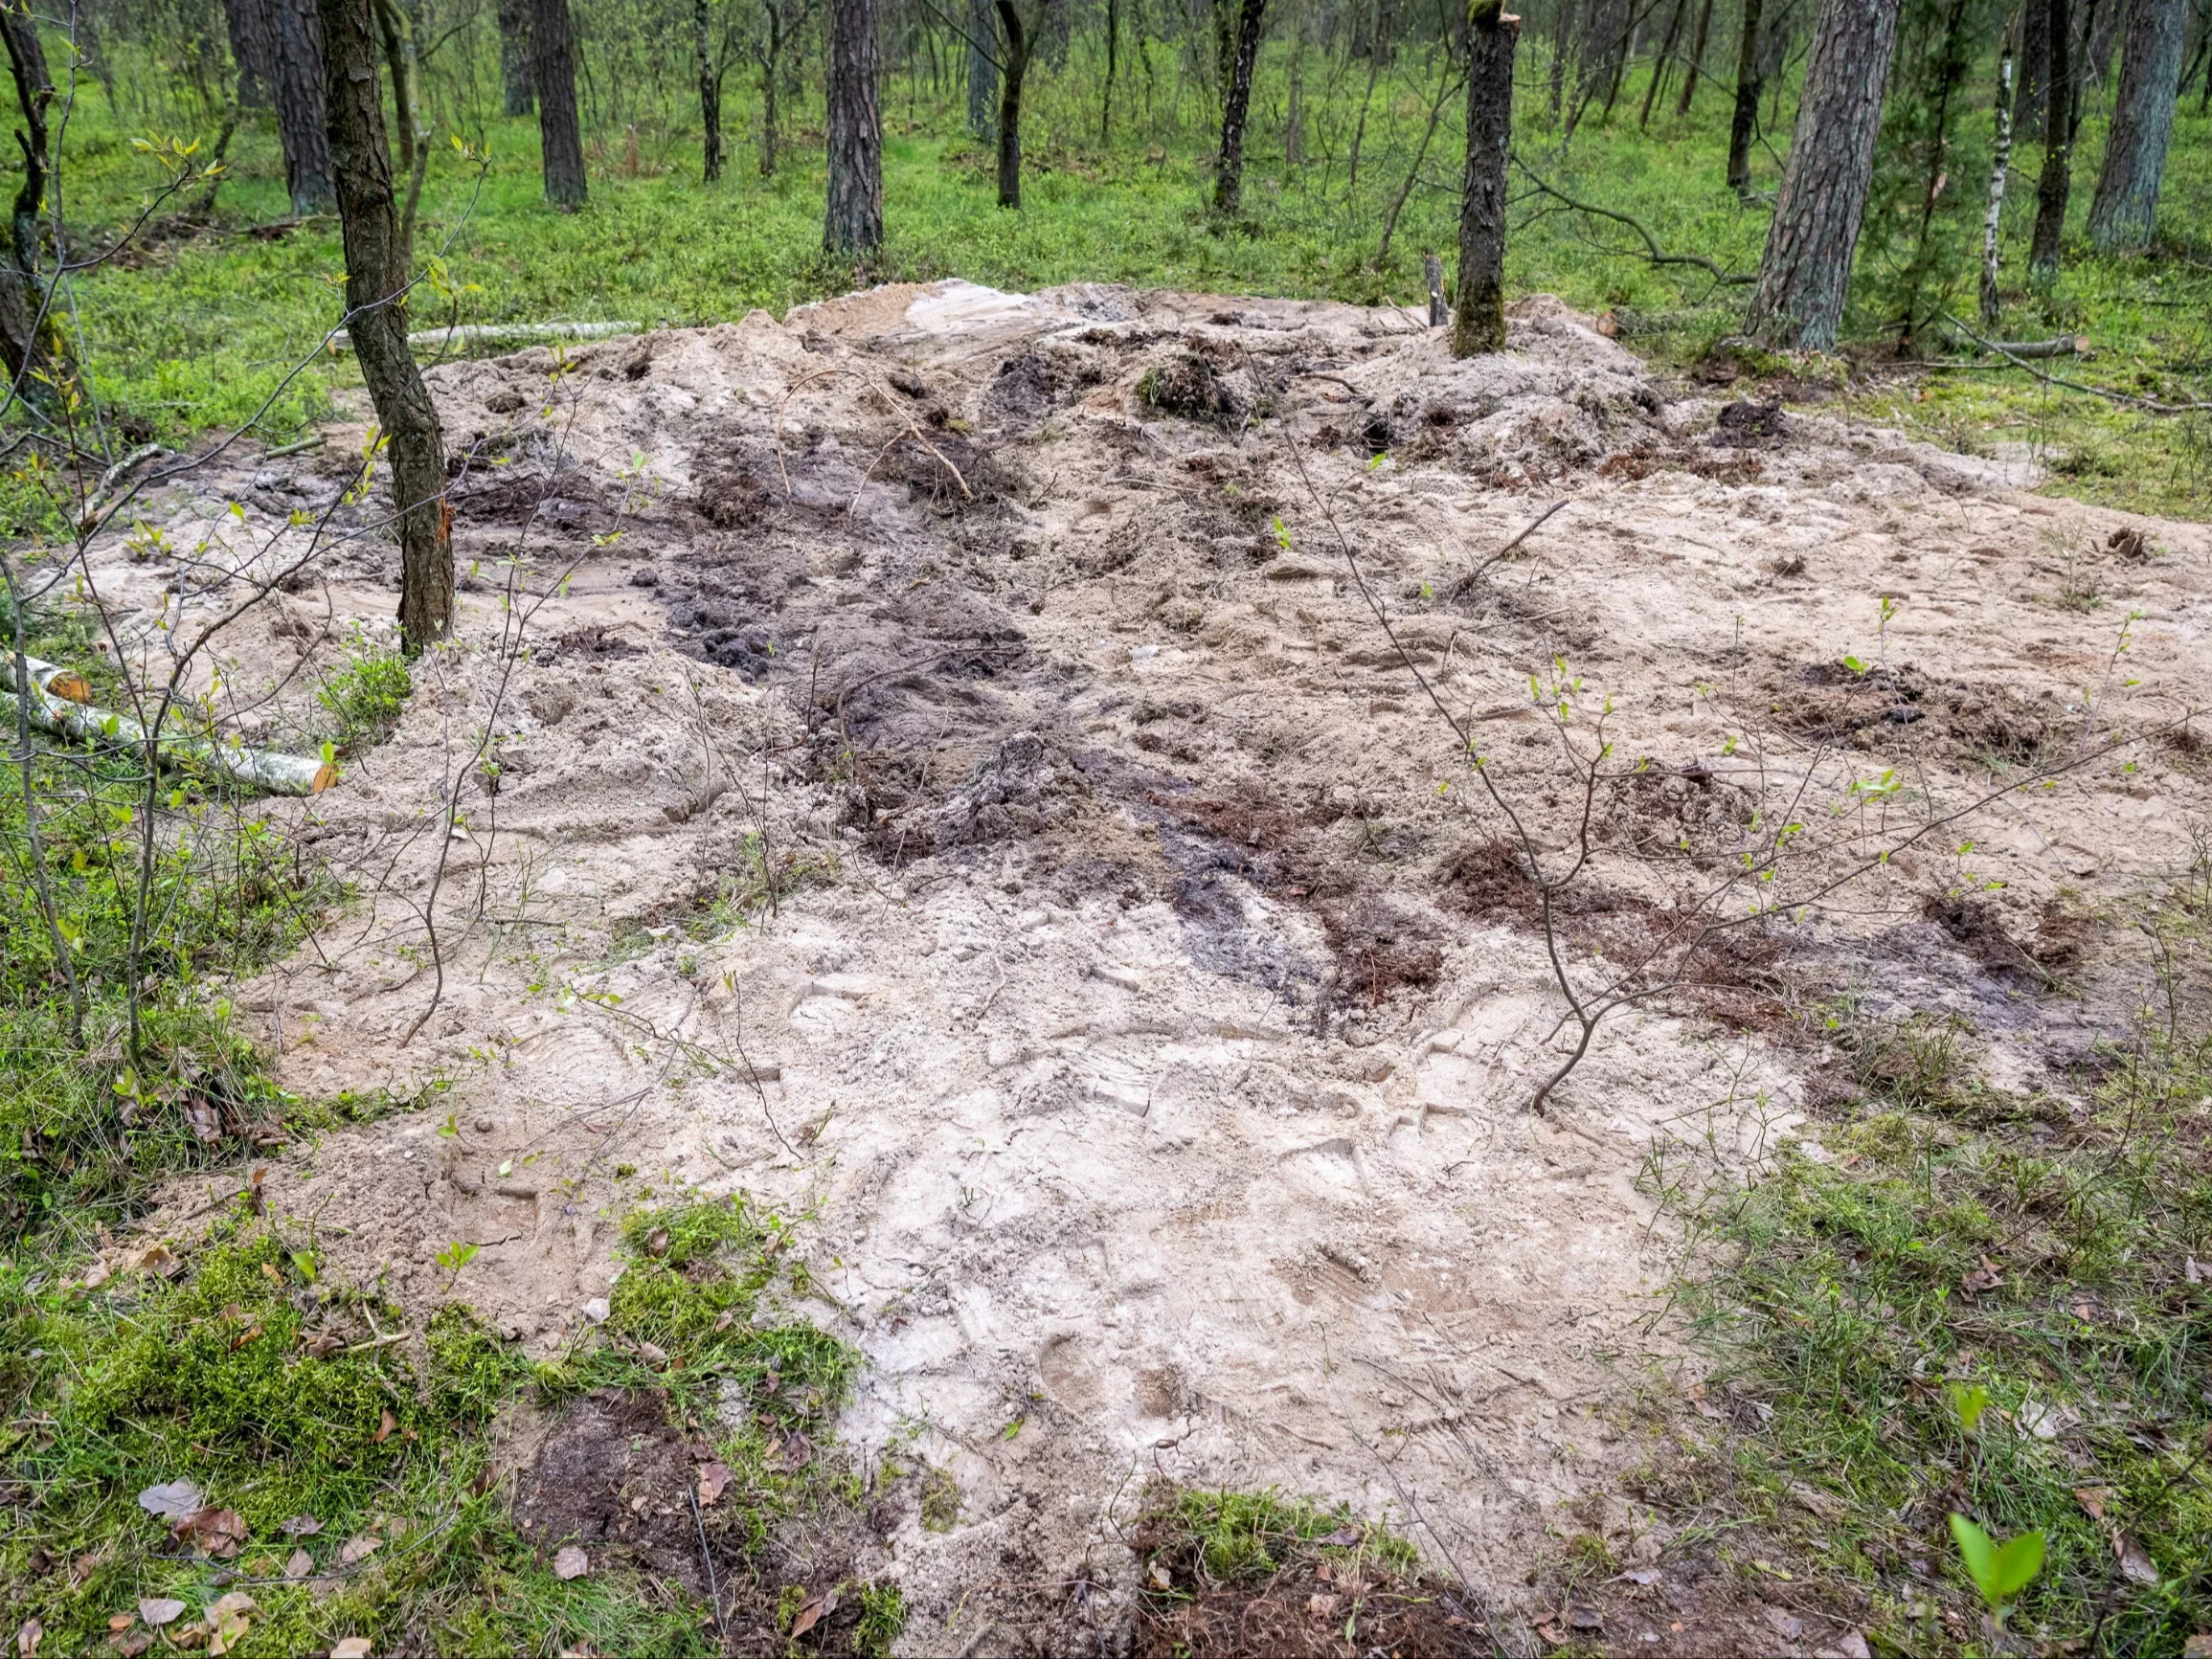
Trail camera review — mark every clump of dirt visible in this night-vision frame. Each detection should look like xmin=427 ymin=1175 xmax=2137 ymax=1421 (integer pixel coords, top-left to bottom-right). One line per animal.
xmin=1768 ymin=661 xmax=2057 ymax=760
xmin=1712 ymin=397 xmax=1790 ymax=447
xmin=513 ymin=1388 xmax=703 ymax=1586
xmin=1137 ymin=352 xmax=1251 ymax=426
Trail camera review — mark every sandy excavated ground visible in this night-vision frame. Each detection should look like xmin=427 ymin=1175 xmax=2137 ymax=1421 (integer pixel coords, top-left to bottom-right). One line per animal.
xmin=88 ymin=280 xmax=2212 ymax=1651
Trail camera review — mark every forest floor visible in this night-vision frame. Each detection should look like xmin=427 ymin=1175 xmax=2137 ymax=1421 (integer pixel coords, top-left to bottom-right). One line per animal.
xmin=17 ymin=281 xmax=2211 ymax=1656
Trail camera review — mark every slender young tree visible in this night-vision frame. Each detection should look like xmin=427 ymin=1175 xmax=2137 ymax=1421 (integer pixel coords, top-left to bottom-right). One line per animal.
xmin=825 ymin=0 xmax=884 ymax=251
xmin=1726 ymin=0 xmax=1766 ymax=191
xmin=1979 ymin=21 xmax=2016 ymax=324
xmin=531 ymin=0 xmax=587 ymax=208
xmin=1452 ymin=0 xmax=1519 ymax=356
xmin=2087 ymin=0 xmax=2185 ymax=247
xmin=270 ymin=0 xmax=335 ymax=213
xmin=0 ymin=0 xmax=60 ymax=392
xmin=495 ymin=0 xmax=533 ymax=115
xmin=1747 ymin=0 xmax=1904 ymax=347
xmin=966 ymin=0 xmax=998 ymax=139
xmin=316 ymin=0 xmax=451 ymax=653
xmin=992 ymin=0 xmax=1050 ymax=209
xmin=370 ymin=0 xmax=428 ymax=276
xmin=1676 ymin=0 xmax=1715 ymax=111
xmin=696 ymin=0 xmax=724 ymax=181
xmin=2027 ymin=0 xmax=2073 ymax=281
xmin=1211 ymin=0 xmax=1267 ymax=216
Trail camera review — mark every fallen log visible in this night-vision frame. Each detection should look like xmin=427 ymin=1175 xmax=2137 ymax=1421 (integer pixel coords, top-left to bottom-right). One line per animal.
xmin=5 ymin=656 xmax=337 ymax=796
xmin=329 ymin=319 xmax=643 ymax=352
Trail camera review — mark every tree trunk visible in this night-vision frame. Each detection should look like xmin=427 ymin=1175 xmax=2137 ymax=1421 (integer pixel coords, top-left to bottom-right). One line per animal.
xmin=1550 ymin=0 xmax=1576 ymax=121
xmin=1979 ymin=23 xmax=2015 ymax=325
xmin=1726 ymin=0 xmax=1764 ymax=191
xmin=370 ymin=0 xmax=428 ymax=277
xmin=1211 ymin=0 xmax=1265 ymax=216
xmin=1639 ymin=0 xmax=1688 ymax=125
xmin=2014 ymin=0 xmax=2049 ymax=137
xmin=1746 ymin=0 xmax=1903 ymax=347
xmin=757 ymin=0 xmax=785 ymax=173
xmin=270 ymin=0 xmax=335 ymax=213
xmin=2028 ymin=0 xmax=2072 ymax=280
xmin=1676 ymin=0 xmax=1714 ymax=111
xmin=496 ymin=0 xmax=534 ymax=115
xmin=0 ymin=3 xmax=58 ymax=395
xmin=223 ymin=0 xmax=277 ymax=107
xmin=316 ymin=0 xmax=450 ymax=655
xmin=1284 ymin=0 xmax=1304 ymax=158
xmin=826 ymin=0 xmax=884 ymax=250
xmin=2086 ymin=0 xmax=2184 ymax=247
xmin=696 ymin=0 xmax=723 ymax=181
xmin=530 ymin=0 xmax=587 ymax=208
xmin=1452 ymin=0 xmax=1518 ymax=357
xmin=965 ymin=0 xmax=997 ymax=139
xmin=993 ymin=0 xmax=1043 ymax=209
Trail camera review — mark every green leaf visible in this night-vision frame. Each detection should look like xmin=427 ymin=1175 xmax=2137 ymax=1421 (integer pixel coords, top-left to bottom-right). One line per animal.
xmin=1947 ymin=1381 xmax=1990 ymax=1434
xmin=1843 ymin=655 xmax=1869 ymax=675
xmin=1949 ymin=1514 xmax=2044 ymax=1607
xmin=290 ymin=1250 xmax=318 ymax=1284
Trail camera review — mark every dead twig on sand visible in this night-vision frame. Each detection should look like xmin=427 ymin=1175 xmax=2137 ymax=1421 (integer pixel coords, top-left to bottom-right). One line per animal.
xmin=772 ymin=366 xmax=974 ymax=507
xmin=1455 ymin=498 xmax=1570 ymax=593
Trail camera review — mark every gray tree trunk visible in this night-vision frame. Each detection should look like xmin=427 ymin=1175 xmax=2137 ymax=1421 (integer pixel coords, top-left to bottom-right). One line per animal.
xmin=271 ymin=0 xmax=335 ymax=213
xmin=1725 ymin=0 xmax=1765 ymax=191
xmin=1211 ymin=0 xmax=1266 ymax=216
xmin=496 ymin=0 xmax=534 ymax=116
xmin=966 ymin=0 xmax=998 ymax=140
xmin=0 ymin=4 xmax=58 ymax=394
xmin=2028 ymin=0 xmax=2074 ymax=280
xmin=223 ymin=0 xmax=277 ymax=106
xmin=2087 ymin=0 xmax=2184 ymax=247
xmin=531 ymin=0 xmax=588 ymax=208
xmin=1452 ymin=0 xmax=1519 ymax=356
xmin=825 ymin=0 xmax=885 ymax=252
xmin=316 ymin=0 xmax=451 ymax=653
xmin=1746 ymin=0 xmax=1902 ymax=347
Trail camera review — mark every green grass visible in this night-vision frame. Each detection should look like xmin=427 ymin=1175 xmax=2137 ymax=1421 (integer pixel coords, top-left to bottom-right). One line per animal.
xmin=1638 ymin=894 xmax=2212 ymax=1654
xmin=1145 ymin=1487 xmax=1422 ymax=1585
xmin=32 ymin=42 xmax=2211 ymax=521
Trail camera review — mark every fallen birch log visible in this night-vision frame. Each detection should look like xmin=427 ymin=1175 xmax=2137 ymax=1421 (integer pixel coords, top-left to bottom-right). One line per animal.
xmin=329 ymin=320 xmax=643 ymax=352
xmin=5 ymin=657 xmax=337 ymax=796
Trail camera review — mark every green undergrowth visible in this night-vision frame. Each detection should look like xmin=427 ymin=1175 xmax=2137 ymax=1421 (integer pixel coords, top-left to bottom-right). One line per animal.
xmin=3 ymin=1193 xmax=891 ymax=1656
xmin=1638 ymin=903 xmax=2212 ymax=1654
xmin=1142 ymin=1488 xmax=1423 ymax=1586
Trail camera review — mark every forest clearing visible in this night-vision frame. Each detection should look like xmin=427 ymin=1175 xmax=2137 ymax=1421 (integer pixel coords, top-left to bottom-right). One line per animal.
xmin=3 ymin=0 xmax=2211 ymax=1654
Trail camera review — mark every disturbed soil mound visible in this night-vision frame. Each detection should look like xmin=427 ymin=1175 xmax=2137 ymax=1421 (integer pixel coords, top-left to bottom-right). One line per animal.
xmin=90 ymin=281 xmax=2212 ymax=1653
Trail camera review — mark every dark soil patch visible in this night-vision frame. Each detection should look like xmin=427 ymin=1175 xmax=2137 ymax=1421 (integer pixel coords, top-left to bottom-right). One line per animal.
xmin=1711 ymin=397 xmax=1789 ymax=447
xmin=1138 ymin=353 xmax=1248 ymax=427
xmin=1767 ymin=661 xmax=2055 ymax=761
xmin=513 ymin=1387 xmax=703 ymax=1589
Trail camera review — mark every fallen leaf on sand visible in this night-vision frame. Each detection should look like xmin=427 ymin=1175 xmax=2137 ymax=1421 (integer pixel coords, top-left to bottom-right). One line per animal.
xmin=337 ymin=1535 xmax=382 ymax=1567
xmin=137 ymin=1602 xmax=187 ymax=1628
xmin=135 ymin=1482 xmax=205 ymax=1522
xmin=553 ymin=1545 xmax=589 ymax=1581
xmin=1318 ymin=1525 xmax=1364 ymax=1547
xmin=789 ymin=1587 xmax=839 ymax=1638
xmin=695 ymin=1461 xmax=732 ymax=1506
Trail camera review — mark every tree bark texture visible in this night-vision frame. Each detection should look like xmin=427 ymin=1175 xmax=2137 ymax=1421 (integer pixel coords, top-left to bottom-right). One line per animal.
xmin=0 ymin=2 xmax=56 ymax=394
xmin=1746 ymin=0 xmax=1902 ymax=347
xmin=1726 ymin=0 xmax=1765 ymax=191
xmin=1211 ymin=0 xmax=1266 ymax=216
xmin=496 ymin=0 xmax=534 ymax=115
xmin=316 ymin=0 xmax=451 ymax=654
xmin=531 ymin=0 xmax=587 ymax=208
xmin=696 ymin=0 xmax=723 ymax=181
xmin=825 ymin=0 xmax=884 ymax=250
xmin=1452 ymin=1 xmax=1518 ymax=357
xmin=965 ymin=0 xmax=998 ymax=140
xmin=270 ymin=0 xmax=335 ymax=213
xmin=993 ymin=0 xmax=1042 ymax=209
xmin=1979 ymin=25 xmax=2015 ymax=325
xmin=222 ymin=0 xmax=277 ymax=106
xmin=2086 ymin=0 xmax=2184 ymax=247
xmin=2028 ymin=0 xmax=2072 ymax=279
xmin=2014 ymin=0 xmax=2049 ymax=137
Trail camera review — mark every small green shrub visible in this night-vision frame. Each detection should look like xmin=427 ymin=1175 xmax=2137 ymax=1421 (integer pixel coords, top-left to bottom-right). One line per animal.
xmin=317 ymin=629 xmax=413 ymax=751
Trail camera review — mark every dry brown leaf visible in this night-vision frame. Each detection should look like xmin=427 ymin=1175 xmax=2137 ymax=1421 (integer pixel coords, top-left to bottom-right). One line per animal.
xmin=112 ymin=1634 xmax=153 ymax=1659
xmin=337 ymin=1535 xmax=381 ymax=1567
xmin=695 ymin=1461 xmax=732 ymax=1506
xmin=136 ymin=1601 xmax=187 ymax=1628
xmin=135 ymin=1481 xmax=204 ymax=1522
xmin=13 ymin=1619 xmax=38 ymax=1658
xmin=285 ymin=1550 xmax=314 ymax=1580
xmin=553 ymin=1545 xmax=589 ymax=1581
xmin=329 ymin=1639 xmax=372 ymax=1658
xmin=2074 ymin=1487 xmax=2110 ymax=1520
xmin=645 ymin=1227 xmax=670 ymax=1257
xmin=172 ymin=1508 xmax=247 ymax=1559
xmin=1961 ymin=1257 xmax=2004 ymax=1297
xmin=205 ymin=1594 xmax=256 ymax=1657
xmin=789 ymin=1587 xmax=840 ymax=1640
xmin=281 ymin=1513 xmax=322 ymax=1536
xmin=1305 ymin=1593 xmax=1341 ymax=1619
xmin=2117 ymin=1536 xmax=2159 ymax=1584
xmin=372 ymin=1409 xmax=396 ymax=1445
xmin=105 ymin=1617 xmax=134 ymax=1633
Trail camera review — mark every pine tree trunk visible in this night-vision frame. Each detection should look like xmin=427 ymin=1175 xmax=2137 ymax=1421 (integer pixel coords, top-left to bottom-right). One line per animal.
xmin=2086 ymin=0 xmax=2184 ymax=247
xmin=0 ymin=4 xmax=58 ymax=394
xmin=1452 ymin=0 xmax=1518 ymax=357
xmin=270 ymin=0 xmax=335 ymax=213
xmin=993 ymin=0 xmax=1042 ymax=209
xmin=1979 ymin=25 xmax=2015 ymax=325
xmin=696 ymin=0 xmax=723 ymax=181
xmin=758 ymin=0 xmax=785 ymax=174
xmin=2028 ymin=0 xmax=2072 ymax=280
xmin=531 ymin=0 xmax=587 ymax=208
xmin=2014 ymin=0 xmax=2049 ymax=138
xmin=1676 ymin=0 xmax=1714 ymax=112
xmin=223 ymin=0 xmax=277 ymax=107
xmin=316 ymin=0 xmax=451 ymax=655
xmin=1746 ymin=0 xmax=1903 ymax=347
xmin=1726 ymin=0 xmax=1765 ymax=191
xmin=1211 ymin=0 xmax=1266 ymax=216
xmin=370 ymin=0 xmax=428 ymax=278
xmin=496 ymin=0 xmax=534 ymax=115
xmin=826 ymin=0 xmax=885 ymax=249
xmin=966 ymin=0 xmax=997 ymax=140
xmin=1640 ymin=0 xmax=1688 ymax=125
xmin=1550 ymin=0 xmax=1576 ymax=122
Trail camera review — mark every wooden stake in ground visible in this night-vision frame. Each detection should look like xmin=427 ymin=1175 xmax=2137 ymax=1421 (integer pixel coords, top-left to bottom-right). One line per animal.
xmin=1452 ymin=2 xmax=1519 ymax=358
xmin=318 ymin=0 xmax=452 ymax=654
xmin=1746 ymin=0 xmax=1903 ymax=348
xmin=825 ymin=0 xmax=884 ymax=251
